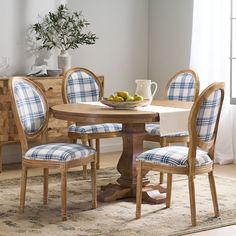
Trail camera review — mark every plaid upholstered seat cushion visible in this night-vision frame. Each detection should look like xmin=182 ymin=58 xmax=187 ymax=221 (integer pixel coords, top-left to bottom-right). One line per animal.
xmin=145 ymin=124 xmax=188 ymax=137
xmin=68 ymin=123 xmax=122 ymax=134
xmin=137 ymin=146 xmax=212 ymax=167
xmin=25 ymin=143 xmax=96 ymax=161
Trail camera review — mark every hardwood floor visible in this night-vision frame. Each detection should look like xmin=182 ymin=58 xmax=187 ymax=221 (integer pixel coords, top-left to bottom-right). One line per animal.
xmin=0 ymin=151 xmax=236 ymax=235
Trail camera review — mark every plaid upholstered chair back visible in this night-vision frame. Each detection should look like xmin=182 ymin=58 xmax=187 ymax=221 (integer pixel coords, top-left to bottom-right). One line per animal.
xmin=189 ymin=82 xmax=224 ymax=152
xmin=63 ymin=67 xmax=102 ymax=104
xmin=9 ymin=77 xmax=49 ymax=137
xmin=165 ymin=69 xmax=200 ymax=102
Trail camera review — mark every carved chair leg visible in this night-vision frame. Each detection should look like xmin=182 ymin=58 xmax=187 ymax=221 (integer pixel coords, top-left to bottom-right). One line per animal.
xmin=88 ymin=139 xmax=94 ymax=147
xmin=159 ymin=172 xmax=164 ymax=184
xmin=166 ymin=173 xmax=172 ymax=208
xmin=61 ymin=166 xmax=67 ymax=221
xmin=136 ymin=161 xmax=142 ymax=219
xmin=159 ymin=138 xmax=168 ymax=184
xmin=81 ymin=138 xmax=89 ymax=180
xmin=188 ymin=175 xmax=197 ymax=226
xmin=82 ymin=165 xmax=87 ymax=179
xmin=95 ymin=139 xmax=100 ymax=170
xmin=43 ymin=168 xmax=49 ymax=205
xmin=208 ymin=171 xmax=220 ymax=217
xmin=90 ymin=160 xmax=97 ymax=209
xmin=20 ymin=164 xmax=28 ymax=213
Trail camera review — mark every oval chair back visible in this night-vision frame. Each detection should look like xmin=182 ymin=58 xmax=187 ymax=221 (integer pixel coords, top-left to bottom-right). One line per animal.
xmin=9 ymin=77 xmax=49 ymax=153
xmin=188 ymin=82 xmax=225 ymax=172
xmin=164 ymin=69 xmax=200 ymax=102
xmin=62 ymin=67 xmax=103 ymax=104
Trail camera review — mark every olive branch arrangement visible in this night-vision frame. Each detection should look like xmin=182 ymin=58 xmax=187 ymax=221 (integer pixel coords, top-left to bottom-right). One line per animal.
xmin=31 ymin=4 xmax=98 ymax=51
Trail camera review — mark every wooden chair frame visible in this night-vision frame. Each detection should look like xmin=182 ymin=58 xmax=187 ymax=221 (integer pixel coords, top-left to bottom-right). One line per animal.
xmin=136 ymin=82 xmax=224 ymax=226
xmin=62 ymin=67 xmax=122 ymax=178
xmin=9 ymin=77 xmax=97 ymax=221
xmin=144 ymin=69 xmax=200 ymax=183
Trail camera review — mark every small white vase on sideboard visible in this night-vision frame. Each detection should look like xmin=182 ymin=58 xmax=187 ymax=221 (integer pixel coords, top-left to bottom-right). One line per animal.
xmin=57 ymin=50 xmax=71 ymax=74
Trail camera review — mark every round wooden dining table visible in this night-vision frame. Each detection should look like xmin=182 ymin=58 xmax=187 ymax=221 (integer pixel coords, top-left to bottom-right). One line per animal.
xmin=51 ymin=100 xmax=191 ymax=203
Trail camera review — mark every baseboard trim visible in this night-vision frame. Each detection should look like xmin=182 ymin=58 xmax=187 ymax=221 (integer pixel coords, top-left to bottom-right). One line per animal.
xmin=100 ymin=140 xmax=159 ymax=153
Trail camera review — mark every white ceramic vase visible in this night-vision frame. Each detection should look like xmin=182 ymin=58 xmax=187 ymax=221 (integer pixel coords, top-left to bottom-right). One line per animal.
xmin=57 ymin=50 xmax=71 ymax=74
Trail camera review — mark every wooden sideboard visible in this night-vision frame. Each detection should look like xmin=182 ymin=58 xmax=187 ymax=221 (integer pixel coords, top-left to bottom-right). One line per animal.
xmin=0 ymin=75 xmax=104 ymax=172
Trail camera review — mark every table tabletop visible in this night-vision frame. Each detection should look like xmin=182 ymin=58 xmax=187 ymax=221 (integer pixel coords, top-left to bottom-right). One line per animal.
xmin=51 ymin=99 xmax=192 ymax=124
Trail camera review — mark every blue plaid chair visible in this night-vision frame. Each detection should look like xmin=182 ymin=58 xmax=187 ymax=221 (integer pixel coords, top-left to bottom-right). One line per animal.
xmin=145 ymin=69 xmax=200 ymax=184
xmin=62 ymin=67 xmax=122 ymax=178
xmin=136 ymin=82 xmax=224 ymax=226
xmin=9 ymin=77 xmax=97 ymax=221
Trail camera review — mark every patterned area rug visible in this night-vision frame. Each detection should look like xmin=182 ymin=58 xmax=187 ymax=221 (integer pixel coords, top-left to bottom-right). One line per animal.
xmin=0 ymin=167 xmax=236 ymax=236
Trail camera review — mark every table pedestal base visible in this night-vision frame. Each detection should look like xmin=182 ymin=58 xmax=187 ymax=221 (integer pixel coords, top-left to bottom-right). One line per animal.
xmin=142 ymin=184 xmax=167 ymax=204
xmin=98 ymin=183 xmax=166 ymax=204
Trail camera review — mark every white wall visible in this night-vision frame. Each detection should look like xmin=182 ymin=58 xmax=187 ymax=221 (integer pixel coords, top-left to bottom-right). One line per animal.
xmin=0 ymin=0 xmax=66 ymax=76
xmin=148 ymin=0 xmax=193 ymax=99
xmin=68 ymin=0 xmax=149 ymax=96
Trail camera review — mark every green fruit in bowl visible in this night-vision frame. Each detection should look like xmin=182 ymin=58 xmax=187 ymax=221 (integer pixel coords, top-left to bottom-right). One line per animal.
xmin=126 ymin=95 xmax=134 ymax=101
xmin=114 ymin=95 xmax=125 ymax=102
xmin=134 ymin=94 xmax=144 ymax=101
xmin=108 ymin=95 xmax=114 ymax=101
xmin=116 ymin=91 xmax=129 ymax=99
xmin=107 ymin=92 xmax=143 ymax=103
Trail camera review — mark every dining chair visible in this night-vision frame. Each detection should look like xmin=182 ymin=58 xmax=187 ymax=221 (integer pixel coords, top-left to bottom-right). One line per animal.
xmin=62 ymin=67 xmax=122 ymax=179
xmin=9 ymin=77 xmax=97 ymax=221
xmin=145 ymin=69 xmax=200 ymax=184
xmin=136 ymin=82 xmax=224 ymax=226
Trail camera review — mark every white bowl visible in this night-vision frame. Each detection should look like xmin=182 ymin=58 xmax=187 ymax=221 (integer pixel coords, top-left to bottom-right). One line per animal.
xmin=47 ymin=69 xmax=62 ymax=76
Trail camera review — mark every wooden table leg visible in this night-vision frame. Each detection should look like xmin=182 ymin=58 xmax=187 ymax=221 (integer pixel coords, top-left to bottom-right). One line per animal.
xmin=98 ymin=123 xmax=166 ymax=203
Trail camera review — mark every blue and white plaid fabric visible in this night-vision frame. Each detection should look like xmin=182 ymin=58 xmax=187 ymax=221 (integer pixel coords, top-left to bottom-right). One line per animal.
xmin=13 ymin=80 xmax=46 ymax=134
xmin=137 ymin=146 xmax=212 ymax=167
xmin=167 ymin=72 xmax=196 ymax=101
xmin=25 ymin=143 xmax=95 ymax=161
xmin=196 ymin=89 xmax=222 ymax=142
xmin=67 ymin=71 xmax=100 ymax=103
xmin=69 ymin=123 xmax=122 ymax=134
xmin=145 ymin=123 xmax=188 ymax=137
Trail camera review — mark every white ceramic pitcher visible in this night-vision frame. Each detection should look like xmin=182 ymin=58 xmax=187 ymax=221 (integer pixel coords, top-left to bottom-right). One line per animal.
xmin=135 ymin=80 xmax=158 ymax=103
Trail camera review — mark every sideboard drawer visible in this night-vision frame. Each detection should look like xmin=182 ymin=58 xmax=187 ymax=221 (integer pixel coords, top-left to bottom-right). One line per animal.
xmin=34 ymin=78 xmax=63 ymax=107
